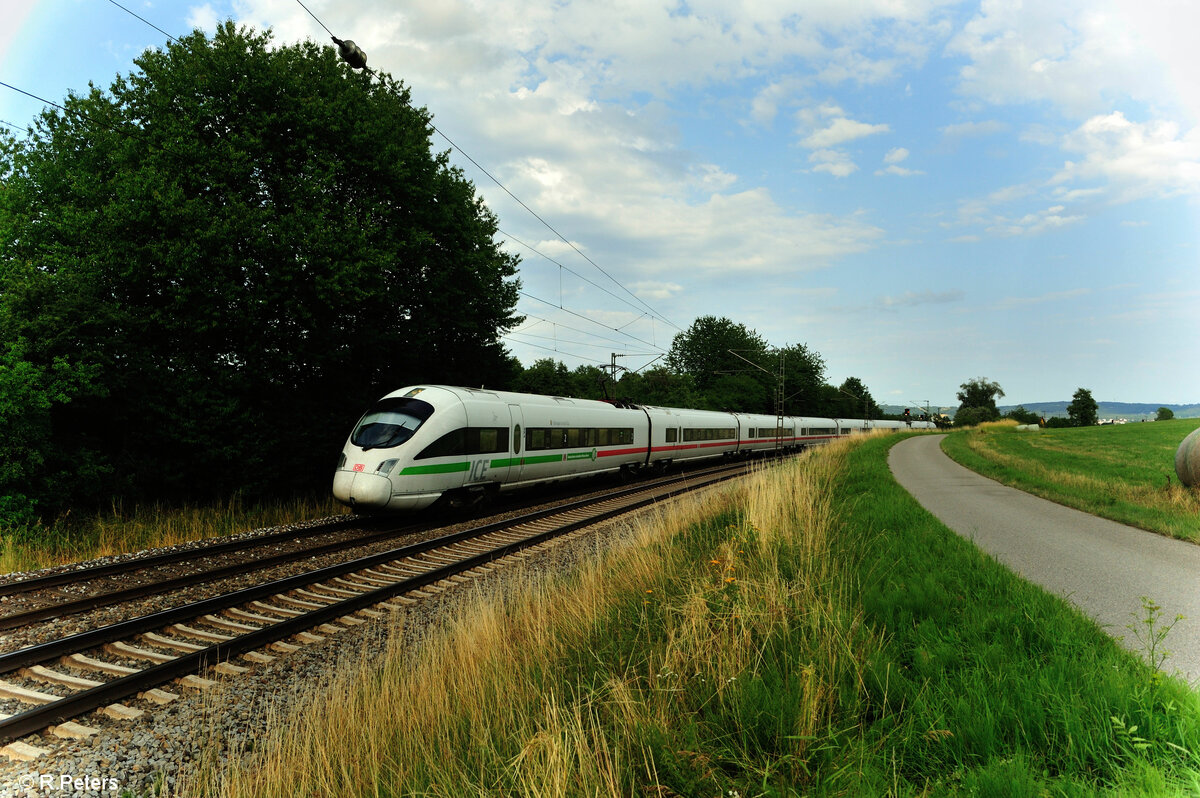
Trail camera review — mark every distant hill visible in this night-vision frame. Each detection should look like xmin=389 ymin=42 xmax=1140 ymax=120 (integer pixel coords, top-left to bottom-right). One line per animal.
xmin=881 ymin=402 xmax=1200 ymax=421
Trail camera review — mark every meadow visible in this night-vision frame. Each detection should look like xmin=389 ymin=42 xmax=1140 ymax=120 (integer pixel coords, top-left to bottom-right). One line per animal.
xmin=192 ymin=435 xmax=1200 ymax=797
xmin=941 ymin=419 xmax=1200 ymax=542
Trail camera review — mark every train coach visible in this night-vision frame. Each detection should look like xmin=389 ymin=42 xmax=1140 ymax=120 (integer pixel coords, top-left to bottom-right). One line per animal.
xmin=333 ymin=385 xmax=933 ymax=512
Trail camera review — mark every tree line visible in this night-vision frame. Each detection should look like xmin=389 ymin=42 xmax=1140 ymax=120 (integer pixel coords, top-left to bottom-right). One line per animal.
xmin=514 ymin=315 xmax=887 ymax=423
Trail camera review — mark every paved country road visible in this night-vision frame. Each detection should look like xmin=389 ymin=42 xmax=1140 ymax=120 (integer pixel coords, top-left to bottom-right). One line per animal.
xmin=889 ymin=434 xmax=1200 ymax=685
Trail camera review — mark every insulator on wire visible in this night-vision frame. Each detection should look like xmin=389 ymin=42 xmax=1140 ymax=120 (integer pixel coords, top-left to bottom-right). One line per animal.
xmin=332 ymin=37 xmax=368 ymax=70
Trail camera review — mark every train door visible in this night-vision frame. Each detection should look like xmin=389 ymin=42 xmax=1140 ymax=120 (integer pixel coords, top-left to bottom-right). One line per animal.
xmin=508 ymin=404 xmax=525 ymax=483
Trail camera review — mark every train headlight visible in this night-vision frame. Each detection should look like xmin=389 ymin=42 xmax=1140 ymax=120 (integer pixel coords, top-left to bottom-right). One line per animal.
xmin=377 ymin=459 xmax=400 ymax=477
xmin=338 ymin=452 xmax=347 ymax=469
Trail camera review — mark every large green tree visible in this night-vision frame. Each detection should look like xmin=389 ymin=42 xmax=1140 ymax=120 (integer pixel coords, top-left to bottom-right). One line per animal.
xmin=1067 ymin=388 xmax=1099 ymax=427
xmin=665 ymin=316 xmax=825 ymax=414
xmin=0 ymin=23 xmax=521 ymax=516
xmin=956 ymin=377 xmax=1005 ymax=421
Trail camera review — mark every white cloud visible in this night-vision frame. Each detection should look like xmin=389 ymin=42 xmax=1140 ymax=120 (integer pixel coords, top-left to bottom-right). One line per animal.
xmin=876 ymin=164 xmax=925 ymax=177
xmin=945 ymin=0 xmax=1180 ymax=118
xmin=808 ymin=149 xmax=858 ymax=178
xmin=630 ymin=281 xmax=683 ymax=301
xmin=186 ymin=3 xmax=220 ymax=32
xmin=1052 ymin=111 xmax=1200 ymax=202
xmin=800 ymin=115 xmax=890 ymax=148
xmin=876 ymin=147 xmax=924 ymax=176
xmin=986 ymin=205 xmax=1086 ymax=236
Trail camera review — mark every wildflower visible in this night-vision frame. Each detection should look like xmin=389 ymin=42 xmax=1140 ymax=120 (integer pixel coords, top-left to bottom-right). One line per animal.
xmin=725 ymin=577 xmax=736 ymax=583
xmin=710 ymin=559 xmax=722 ymax=566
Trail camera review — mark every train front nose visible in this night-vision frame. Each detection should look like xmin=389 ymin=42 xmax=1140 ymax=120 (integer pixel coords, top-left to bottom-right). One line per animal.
xmin=333 ymin=468 xmax=393 ymax=509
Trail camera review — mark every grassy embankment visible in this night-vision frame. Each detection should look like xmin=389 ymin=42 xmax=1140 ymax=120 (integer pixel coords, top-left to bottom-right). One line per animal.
xmin=942 ymin=419 xmax=1200 ymax=542
xmin=0 ymin=495 xmax=342 ymax=576
xmin=194 ymin=435 xmax=1200 ymax=797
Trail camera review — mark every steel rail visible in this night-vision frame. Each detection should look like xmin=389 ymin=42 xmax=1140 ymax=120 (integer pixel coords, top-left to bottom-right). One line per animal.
xmin=0 ymin=465 xmax=746 ymax=744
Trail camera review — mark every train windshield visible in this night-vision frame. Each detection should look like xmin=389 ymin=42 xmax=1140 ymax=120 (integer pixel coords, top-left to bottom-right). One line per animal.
xmin=351 ymin=397 xmax=436 ymax=450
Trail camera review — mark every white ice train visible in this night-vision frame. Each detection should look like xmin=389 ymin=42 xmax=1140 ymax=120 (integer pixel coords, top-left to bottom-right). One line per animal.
xmin=333 ymin=385 xmax=935 ymax=511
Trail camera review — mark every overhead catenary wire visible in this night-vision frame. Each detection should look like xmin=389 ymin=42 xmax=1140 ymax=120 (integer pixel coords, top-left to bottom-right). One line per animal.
xmin=506 ymin=330 xmax=631 ymax=353
xmin=498 ymin=227 xmax=661 ymax=323
xmin=511 ymin=311 xmax=663 ymax=353
xmin=498 ymin=335 xmax=604 ymax=365
xmin=103 ymin=0 xmax=179 ymax=44
xmin=509 ymin=311 xmax=668 ymax=365
xmin=518 ymin=291 xmax=664 ymax=353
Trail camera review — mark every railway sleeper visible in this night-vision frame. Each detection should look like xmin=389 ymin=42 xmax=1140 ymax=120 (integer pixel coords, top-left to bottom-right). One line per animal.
xmin=140 ymin=632 xmax=205 ymax=652
xmin=201 ymin=614 xmax=263 ymax=633
xmin=213 ymin=662 xmax=249 ymax=677
xmin=101 ymin=704 xmax=144 ymax=721
xmin=249 ymin=600 xmax=305 ymax=617
xmin=290 ymin=588 xmax=341 ymax=604
xmin=20 ymin=666 xmax=103 ymax=691
xmin=276 ymin=592 xmax=328 ymax=610
xmin=104 ymin=641 xmax=174 ymax=664
xmin=138 ymin=688 xmax=179 ymax=705
xmin=49 ymin=721 xmax=99 ymax=740
xmin=307 ymin=583 xmax=360 ymax=599
xmin=0 ymin=680 xmax=59 ymax=705
xmin=62 ymin=653 xmax=138 ymax=676
xmin=223 ymin=607 xmax=286 ymax=625
xmin=168 ymin=624 xmax=232 ymax=643
xmin=2 ymin=740 xmax=51 ymax=761
xmin=175 ymin=675 xmax=217 ymax=691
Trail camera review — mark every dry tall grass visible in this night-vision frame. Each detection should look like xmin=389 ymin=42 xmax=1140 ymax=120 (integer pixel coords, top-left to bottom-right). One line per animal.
xmin=0 ymin=494 xmax=342 ymax=575
xmin=192 ymin=442 xmax=870 ymax=797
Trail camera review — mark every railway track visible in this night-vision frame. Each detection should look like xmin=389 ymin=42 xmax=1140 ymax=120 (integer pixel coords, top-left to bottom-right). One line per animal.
xmin=0 ymin=458 xmax=753 ymax=755
xmin=0 ymin=516 xmax=423 ymax=631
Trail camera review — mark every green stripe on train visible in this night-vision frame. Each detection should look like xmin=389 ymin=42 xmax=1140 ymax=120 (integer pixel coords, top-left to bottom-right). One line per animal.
xmin=398 ymin=462 xmax=471 ymax=475
xmin=400 ymin=451 xmax=600 ymax=474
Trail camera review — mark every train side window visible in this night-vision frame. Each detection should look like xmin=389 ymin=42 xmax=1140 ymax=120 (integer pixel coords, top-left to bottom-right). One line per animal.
xmin=415 ymin=429 xmax=466 ymax=460
xmin=666 ymin=428 xmax=677 ymax=443
xmin=472 ymin=427 xmax=508 ymax=455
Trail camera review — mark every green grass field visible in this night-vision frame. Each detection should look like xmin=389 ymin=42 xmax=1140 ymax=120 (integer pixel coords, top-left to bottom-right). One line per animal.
xmin=941 ymin=419 xmax=1200 ymax=542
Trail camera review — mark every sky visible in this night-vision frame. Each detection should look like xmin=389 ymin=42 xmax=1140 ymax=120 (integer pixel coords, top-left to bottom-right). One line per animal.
xmin=2 ymin=0 xmax=1198 ymax=410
